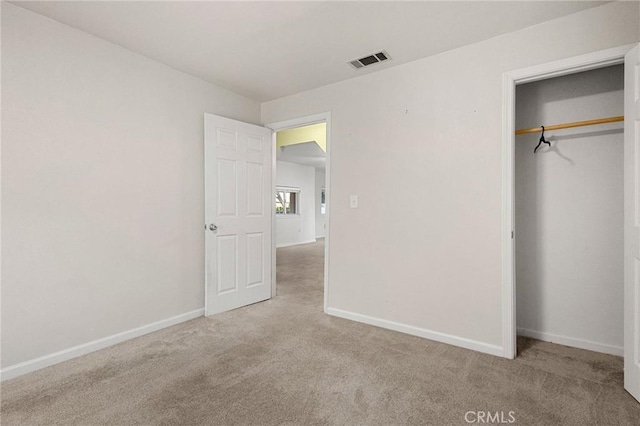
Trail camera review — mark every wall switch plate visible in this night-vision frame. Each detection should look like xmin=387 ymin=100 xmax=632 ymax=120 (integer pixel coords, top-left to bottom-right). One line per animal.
xmin=350 ymin=195 xmax=358 ymax=208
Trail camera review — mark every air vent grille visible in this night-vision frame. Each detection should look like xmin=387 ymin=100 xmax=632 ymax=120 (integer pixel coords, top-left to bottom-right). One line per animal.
xmin=348 ymin=50 xmax=391 ymax=70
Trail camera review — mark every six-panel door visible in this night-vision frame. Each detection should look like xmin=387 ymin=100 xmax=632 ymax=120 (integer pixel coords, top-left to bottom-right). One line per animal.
xmin=204 ymin=114 xmax=272 ymax=315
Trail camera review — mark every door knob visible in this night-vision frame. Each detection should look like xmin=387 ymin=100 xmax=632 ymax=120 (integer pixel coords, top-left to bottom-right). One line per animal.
xmin=209 ymin=224 xmax=217 ymax=232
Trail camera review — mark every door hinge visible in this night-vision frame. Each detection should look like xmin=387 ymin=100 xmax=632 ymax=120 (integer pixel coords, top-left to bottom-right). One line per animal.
xmin=511 ymin=231 xmax=514 ymax=239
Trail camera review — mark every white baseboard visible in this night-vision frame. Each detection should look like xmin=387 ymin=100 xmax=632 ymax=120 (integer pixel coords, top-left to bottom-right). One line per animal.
xmin=0 ymin=308 xmax=204 ymax=381
xmin=517 ymin=327 xmax=623 ymax=356
xmin=326 ymin=307 xmax=504 ymax=357
xmin=276 ymin=239 xmax=317 ymax=248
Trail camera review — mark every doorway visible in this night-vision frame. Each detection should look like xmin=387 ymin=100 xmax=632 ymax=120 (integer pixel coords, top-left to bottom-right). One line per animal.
xmin=502 ymin=43 xmax=640 ymax=403
xmin=514 ymin=65 xmax=624 ymax=356
xmin=266 ymin=113 xmax=331 ymax=313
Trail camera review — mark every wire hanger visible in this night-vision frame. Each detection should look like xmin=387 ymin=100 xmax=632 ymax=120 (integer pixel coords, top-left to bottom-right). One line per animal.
xmin=533 ymin=126 xmax=551 ymax=153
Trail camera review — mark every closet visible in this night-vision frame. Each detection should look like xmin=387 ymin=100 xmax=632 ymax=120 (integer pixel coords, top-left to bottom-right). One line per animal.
xmin=515 ymin=65 xmax=624 ymax=356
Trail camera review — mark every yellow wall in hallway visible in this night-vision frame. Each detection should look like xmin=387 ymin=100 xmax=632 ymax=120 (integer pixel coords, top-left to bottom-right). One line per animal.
xmin=276 ymin=123 xmax=326 ymax=152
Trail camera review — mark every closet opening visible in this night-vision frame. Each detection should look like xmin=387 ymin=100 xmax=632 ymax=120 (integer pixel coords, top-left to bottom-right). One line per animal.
xmin=514 ymin=65 xmax=624 ymax=358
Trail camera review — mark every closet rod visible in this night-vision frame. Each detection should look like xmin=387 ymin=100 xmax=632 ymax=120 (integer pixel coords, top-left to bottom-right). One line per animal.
xmin=515 ymin=115 xmax=624 ymax=135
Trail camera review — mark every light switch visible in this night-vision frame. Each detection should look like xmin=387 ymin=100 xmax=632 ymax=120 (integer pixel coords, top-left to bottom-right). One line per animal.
xmin=350 ymin=195 xmax=358 ymax=208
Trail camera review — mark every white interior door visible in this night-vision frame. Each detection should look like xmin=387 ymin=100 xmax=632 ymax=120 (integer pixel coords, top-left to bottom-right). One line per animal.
xmin=624 ymin=43 xmax=640 ymax=403
xmin=204 ymin=114 xmax=272 ymax=316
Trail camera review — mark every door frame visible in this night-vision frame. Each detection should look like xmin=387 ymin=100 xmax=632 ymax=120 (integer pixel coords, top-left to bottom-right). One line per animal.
xmin=501 ymin=44 xmax=636 ymax=359
xmin=265 ymin=112 xmax=332 ymax=313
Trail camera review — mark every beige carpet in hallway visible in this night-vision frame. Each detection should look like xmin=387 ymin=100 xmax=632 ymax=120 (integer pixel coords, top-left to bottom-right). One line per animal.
xmin=2 ymin=239 xmax=639 ymax=425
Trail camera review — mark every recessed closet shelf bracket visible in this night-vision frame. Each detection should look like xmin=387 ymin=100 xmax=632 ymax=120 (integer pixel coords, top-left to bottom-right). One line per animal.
xmin=515 ymin=115 xmax=624 ymax=136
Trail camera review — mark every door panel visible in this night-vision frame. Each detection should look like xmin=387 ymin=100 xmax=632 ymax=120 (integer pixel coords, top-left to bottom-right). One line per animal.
xmin=217 ymin=159 xmax=237 ymax=216
xmin=217 ymin=235 xmax=238 ymax=294
xmin=217 ymin=128 xmax=237 ymax=149
xmin=246 ymin=162 xmax=264 ymax=216
xmin=624 ymin=43 xmax=640 ymax=403
xmin=246 ymin=232 xmax=264 ymax=287
xmin=247 ymin=135 xmax=264 ymax=153
xmin=205 ymin=114 xmax=272 ymax=315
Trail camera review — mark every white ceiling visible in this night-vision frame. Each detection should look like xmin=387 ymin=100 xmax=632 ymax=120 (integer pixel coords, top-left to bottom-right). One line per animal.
xmin=11 ymin=1 xmax=608 ymax=102
xmin=277 ymin=142 xmax=326 ymax=171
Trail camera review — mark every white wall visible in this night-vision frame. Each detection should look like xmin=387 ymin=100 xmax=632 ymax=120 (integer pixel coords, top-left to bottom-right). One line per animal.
xmin=275 ymin=161 xmax=316 ymax=247
xmin=261 ymin=2 xmax=639 ymax=353
xmin=315 ymin=170 xmax=326 ymax=238
xmin=515 ymin=65 xmax=624 ymax=354
xmin=1 ymin=4 xmax=260 ymax=369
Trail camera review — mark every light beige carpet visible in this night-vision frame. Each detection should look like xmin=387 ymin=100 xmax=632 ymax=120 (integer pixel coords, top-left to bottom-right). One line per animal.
xmin=2 ymin=239 xmax=639 ymax=425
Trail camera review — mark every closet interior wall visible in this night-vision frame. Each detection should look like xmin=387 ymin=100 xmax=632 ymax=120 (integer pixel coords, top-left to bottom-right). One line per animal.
xmin=515 ymin=65 xmax=624 ymax=355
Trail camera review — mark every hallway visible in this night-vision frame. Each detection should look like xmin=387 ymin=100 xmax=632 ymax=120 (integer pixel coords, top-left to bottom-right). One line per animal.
xmin=276 ymin=238 xmax=325 ymax=304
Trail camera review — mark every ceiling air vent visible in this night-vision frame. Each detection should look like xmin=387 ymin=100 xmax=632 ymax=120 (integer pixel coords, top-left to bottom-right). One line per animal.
xmin=349 ymin=50 xmax=391 ymax=70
